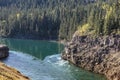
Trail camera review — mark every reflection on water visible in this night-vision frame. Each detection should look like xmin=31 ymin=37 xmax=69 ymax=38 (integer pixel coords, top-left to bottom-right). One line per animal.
xmin=0 ymin=38 xmax=64 ymax=60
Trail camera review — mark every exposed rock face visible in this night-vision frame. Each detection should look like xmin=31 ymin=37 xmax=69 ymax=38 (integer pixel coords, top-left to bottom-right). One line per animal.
xmin=0 ymin=62 xmax=29 ymax=80
xmin=62 ymin=34 xmax=120 ymax=80
xmin=0 ymin=45 xmax=9 ymax=58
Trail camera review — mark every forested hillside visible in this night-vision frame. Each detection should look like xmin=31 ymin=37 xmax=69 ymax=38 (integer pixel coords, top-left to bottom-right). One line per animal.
xmin=0 ymin=0 xmax=120 ymax=40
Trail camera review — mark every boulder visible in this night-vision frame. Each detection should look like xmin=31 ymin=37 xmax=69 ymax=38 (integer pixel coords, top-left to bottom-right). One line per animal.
xmin=0 ymin=44 xmax=9 ymax=58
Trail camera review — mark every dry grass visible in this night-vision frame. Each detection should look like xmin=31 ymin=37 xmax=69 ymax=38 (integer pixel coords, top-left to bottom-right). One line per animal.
xmin=0 ymin=62 xmax=29 ymax=80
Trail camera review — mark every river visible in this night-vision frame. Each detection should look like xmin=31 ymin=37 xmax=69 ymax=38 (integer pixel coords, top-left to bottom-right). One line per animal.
xmin=0 ymin=38 xmax=106 ymax=80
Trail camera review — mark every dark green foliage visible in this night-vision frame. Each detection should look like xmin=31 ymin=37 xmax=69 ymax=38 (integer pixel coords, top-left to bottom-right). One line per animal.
xmin=0 ymin=0 xmax=120 ymax=40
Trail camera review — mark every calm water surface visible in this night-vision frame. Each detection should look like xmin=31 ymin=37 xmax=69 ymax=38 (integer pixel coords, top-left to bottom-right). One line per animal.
xmin=0 ymin=38 xmax=106 ymax=80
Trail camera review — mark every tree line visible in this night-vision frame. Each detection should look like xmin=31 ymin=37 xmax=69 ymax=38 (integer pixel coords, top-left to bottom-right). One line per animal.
xmin=0 ymin=0 xmax=119 ymax=40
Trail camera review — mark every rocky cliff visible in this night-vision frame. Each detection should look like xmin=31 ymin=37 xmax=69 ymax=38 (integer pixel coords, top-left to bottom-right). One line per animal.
xmin=62 ymin=34 xmax=120 ymax=80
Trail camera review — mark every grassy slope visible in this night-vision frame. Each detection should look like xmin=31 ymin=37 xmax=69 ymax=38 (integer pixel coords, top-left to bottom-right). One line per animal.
xmin=0 ymin=62 xmax=29 ymax=80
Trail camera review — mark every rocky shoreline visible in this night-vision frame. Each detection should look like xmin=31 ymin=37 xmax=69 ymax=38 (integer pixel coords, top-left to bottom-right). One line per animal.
xmin=0 ymin=45 xmax=29 ymax=80
xmin=62 ymin=34 xmax=120 ymax=80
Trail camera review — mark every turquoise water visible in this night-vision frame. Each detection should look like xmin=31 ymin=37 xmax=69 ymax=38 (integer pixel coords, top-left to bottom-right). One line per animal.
xmin=0 ymin=38 xmax=106 ymax=80
xmin=0 ymin=38 xmax=63 ymax=60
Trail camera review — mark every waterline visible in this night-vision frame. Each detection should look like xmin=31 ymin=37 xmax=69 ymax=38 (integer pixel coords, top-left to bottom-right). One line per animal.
xmin=2 ymin=51 xmax=106 ymax=80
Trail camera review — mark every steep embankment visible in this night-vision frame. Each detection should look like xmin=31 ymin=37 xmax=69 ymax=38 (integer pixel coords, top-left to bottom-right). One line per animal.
xmin=0 ymin=62 xmax=29 ymax=80
xmin=0 ymin=45 xmax=29 ymax=80
xmin=62 ymin=34 xmax=120 ymax=80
